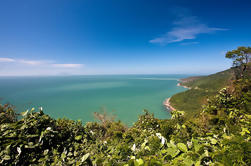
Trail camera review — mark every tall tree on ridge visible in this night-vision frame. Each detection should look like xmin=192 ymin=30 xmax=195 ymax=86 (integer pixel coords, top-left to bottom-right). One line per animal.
xmin=226 ymin=46 xmax=251 ymax=78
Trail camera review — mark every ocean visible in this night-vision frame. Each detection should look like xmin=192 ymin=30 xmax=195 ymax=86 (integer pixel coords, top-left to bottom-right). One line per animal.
xmin=0 ymin=75 xmax=188 ymax=126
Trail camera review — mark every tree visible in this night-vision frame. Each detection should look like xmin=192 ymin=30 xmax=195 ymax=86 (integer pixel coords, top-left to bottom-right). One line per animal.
xmin=226 ymin=46 xmax=251 ymax=78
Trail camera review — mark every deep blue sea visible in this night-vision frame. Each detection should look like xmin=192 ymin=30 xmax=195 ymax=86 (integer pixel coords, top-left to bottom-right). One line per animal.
xmin=0 ymin=75 xmax=188 ymax=126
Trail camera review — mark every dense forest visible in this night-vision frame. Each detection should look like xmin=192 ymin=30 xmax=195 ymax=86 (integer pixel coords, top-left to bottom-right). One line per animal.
xmin=170 ymin=67 xmax=235 ymax=115
xmin=170 ymin=62 xmax=251 ymax=116
xmin=0 ymin=47 xmax=250 ymax=165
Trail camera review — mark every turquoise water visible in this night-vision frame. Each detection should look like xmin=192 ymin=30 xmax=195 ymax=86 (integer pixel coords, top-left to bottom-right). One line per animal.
xmin=0 ymin=75 xmax=188 ymax=126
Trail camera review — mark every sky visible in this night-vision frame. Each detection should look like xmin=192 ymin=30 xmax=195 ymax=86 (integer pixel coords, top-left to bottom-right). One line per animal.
xmin=0 ymin=0 xmax=251 ymax=76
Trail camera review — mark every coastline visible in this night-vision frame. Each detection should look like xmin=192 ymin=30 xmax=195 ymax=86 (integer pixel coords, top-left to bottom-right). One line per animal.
xmin=163 ymin=98 xmax=176 ymax=111
xmin=176 ymin=82 xmax=191 ymax=89
xmin=163 ymin=80 xmax=190 ymax=111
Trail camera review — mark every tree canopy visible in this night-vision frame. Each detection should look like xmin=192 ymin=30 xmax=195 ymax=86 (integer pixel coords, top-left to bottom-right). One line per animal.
xmin=226 ymin=46 xmax=251 ymax=78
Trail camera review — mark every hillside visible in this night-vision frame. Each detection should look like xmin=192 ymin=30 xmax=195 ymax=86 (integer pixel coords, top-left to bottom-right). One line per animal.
xmin=170 ymin=68 xmax=236 ymax=115
xmin=170 ymin=63 xmax=251 ymax=115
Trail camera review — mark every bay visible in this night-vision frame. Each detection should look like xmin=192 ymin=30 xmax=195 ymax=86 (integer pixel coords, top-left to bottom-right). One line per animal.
xmin=0 ymin=75 xmax=188 ymax=126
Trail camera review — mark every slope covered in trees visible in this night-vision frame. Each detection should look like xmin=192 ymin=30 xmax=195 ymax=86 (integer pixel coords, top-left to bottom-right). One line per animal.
xmin=170 ymin=68 xmax=235 ymax=115
xmin=170 ymin=57 xmax=251 ymax=116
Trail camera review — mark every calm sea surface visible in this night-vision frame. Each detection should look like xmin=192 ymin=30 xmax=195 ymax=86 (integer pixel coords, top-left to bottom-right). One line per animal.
xmin=0 ymin=75 xmax=188 ymax=126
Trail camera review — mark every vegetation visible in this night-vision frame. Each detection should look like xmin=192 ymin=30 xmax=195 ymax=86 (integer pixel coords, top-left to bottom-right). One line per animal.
xmin=0 ymin=46 xmax=250 ymax=165
xmin=0 ymin=78 xmax=250 ymax=165
xmin=225 ymin=46 xmax=251 ymax=79
xmin=170 ymin=68 xmax=235 ymax=115
xmin=170 ymin=46 xmax=251 ymax=115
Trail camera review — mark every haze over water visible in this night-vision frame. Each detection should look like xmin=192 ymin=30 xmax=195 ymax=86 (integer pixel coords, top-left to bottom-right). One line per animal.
xmin=0 ymin=75 xmax=187 ymax=125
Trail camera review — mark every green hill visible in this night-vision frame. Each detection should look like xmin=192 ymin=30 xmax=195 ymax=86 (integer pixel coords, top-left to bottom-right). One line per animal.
xmin=170 ymin=68 xmax=235 ymax=115
xmin=170 ymin=63 xmax=251 ymax=115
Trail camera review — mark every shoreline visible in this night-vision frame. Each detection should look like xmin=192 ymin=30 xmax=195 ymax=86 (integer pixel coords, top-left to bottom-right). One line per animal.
xmin=163 ymin=80 xmax=190 ymax=111
xmin=163 ymin=98 xmax=176 ymax=111
xmin=176 ymin=82 xmax=191 ymax=89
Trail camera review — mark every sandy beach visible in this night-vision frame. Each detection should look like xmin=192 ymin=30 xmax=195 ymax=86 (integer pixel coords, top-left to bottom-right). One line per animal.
xmin=163 ymin=81 xmax=191 ymax=111
xmin=163 ymin=98 xmax=176 ymax=111
xmin=177 ymin=82 xmax=191 ymax=89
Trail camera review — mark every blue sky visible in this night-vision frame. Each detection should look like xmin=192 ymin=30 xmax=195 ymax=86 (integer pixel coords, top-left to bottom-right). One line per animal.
xmin=0 ymin=0 xmax=251 ymax=76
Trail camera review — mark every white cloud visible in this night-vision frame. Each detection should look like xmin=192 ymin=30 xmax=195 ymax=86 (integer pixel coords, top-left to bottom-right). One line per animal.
xmin=19 ymin=60 xmax=44 ymax=65
xmin=0 ymin=58 xmax=83 ymax=68
xmin=0 ymin=58 xmax=84 ymax=76
xmin=52 ymin=64 xmax=83 ymax=68
xmin=150 ymin=16 xmax=228 ymax=45
xmin=0 ymin=58 xmax=15 ymax=62
xmin=0 ymin=58 xmax=46 ymax=65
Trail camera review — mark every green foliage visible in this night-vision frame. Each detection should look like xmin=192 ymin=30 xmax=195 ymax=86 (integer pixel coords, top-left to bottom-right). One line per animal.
xmin=0 ymin=104 xmax=17 ymax=123
xmin=226 ymin=46 xmax=251 ymax=79
xmin=0 ymin=79 xmax=250 ymax=165
xmin=182 ymin=69 xmax=234 ymax=91
xmin=170 ymin=63 xmax=251 ymax=115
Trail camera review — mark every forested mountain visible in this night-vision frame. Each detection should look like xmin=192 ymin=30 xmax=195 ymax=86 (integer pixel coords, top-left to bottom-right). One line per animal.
xmin=170 ymin=62 xmax=251 ymax=116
